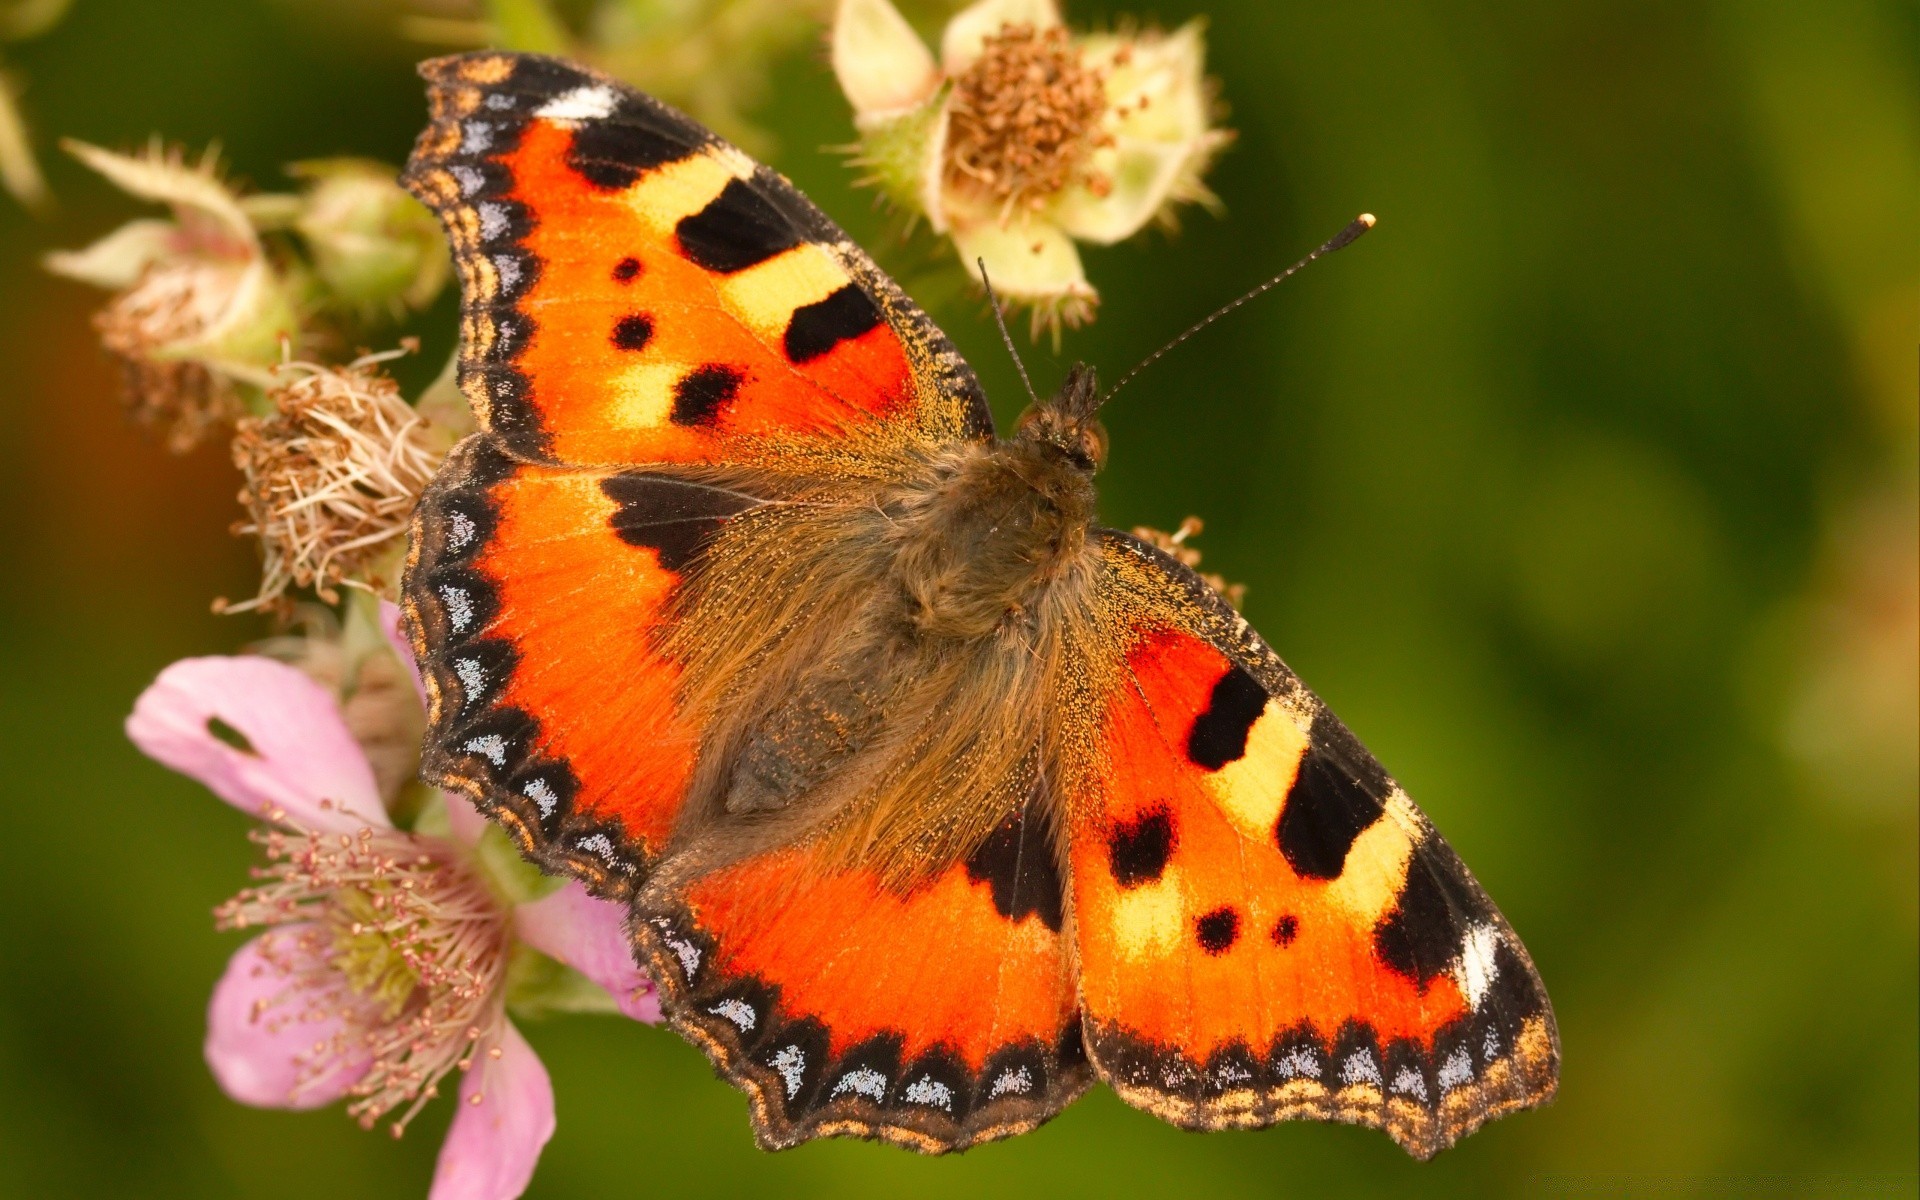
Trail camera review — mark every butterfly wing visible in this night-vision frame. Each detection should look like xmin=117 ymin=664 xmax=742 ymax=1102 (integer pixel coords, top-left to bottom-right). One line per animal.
xmin=403 ymin=52 xmax=992 ymax=473
xmin=632 ymin=802 xmax=1090 ymax=1151
xmin=402 ymin=53 xmax=996 ymax=883
xmin=406 ymin=435 xmax=762 ymax=888
xmin=1066 ymin=532 xmax=1558 ymax=1158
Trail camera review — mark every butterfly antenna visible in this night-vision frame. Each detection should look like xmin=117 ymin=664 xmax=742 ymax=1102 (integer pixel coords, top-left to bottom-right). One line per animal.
xmin=977 ymin=257 xmax=1040 ymax=407
xmin=1100 ymin=214 xmax=1377 ymax=408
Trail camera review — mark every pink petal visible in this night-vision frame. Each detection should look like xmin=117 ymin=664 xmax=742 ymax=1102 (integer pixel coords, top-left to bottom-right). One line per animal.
xmin=205 ymin=928 xmax=370 ymax=1110
xmin=128 ymin=656 xmax=386 ymax=834
xmin=379 ymin=599 xmax=429 ymax=709
xmin=443 ymin=789 xmax=492 ymax=849
xmin=429 ymin=1020 xmax=555 ymax=1200
xmin=513 ymin=882 xmax=660 ymax=1023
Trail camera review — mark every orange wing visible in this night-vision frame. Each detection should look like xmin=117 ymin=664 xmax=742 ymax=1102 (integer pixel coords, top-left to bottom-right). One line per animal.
xmin=406 ymin=435 xmax=761 ymax=891
xmin=633 ymin=802 xmax=1089 ymax=1151
xmin=401 ymin=53 xmax=998 ymax=885
xmin=1067 ymin=532 xmax=1558 ymax=1158
xmin=403 ymin=52 xmax=991 ymax=472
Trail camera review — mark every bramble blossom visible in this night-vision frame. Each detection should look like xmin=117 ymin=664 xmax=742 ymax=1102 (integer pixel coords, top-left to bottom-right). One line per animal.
xmin=127 ymin=613 xmax=655 ymax=1200
xmin=833 ymin=0 xmax=1231 ymax=334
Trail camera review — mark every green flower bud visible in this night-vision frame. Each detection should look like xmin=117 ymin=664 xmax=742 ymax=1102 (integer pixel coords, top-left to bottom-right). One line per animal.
xmin=291 ymin=158 xmax=450 ymax=316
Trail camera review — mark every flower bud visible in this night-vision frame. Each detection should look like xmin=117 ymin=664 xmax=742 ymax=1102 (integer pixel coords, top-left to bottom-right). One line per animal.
xmin=291 ymin=158 xmax=449 ymax=316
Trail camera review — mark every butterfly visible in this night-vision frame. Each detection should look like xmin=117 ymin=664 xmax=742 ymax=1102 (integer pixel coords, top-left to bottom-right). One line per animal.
xmin=399 ymin=52 xmax=1558 ymax=1157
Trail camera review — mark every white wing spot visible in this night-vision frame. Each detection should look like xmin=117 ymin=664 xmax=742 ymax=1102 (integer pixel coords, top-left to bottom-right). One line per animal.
xmin=438 ymin=584 xmax=475 ymax=632
xmin=484 ymin=92 xmax=516 ymax=111
xmin=1438 ymin=1047 xmax=1473 ymax=1090
xmin=988 ymin=1066 xmax=1032 ymax=1097
xmin=450 ymin=164 xmax=485 ymax=196
xmin=904 ymin=1075 xmax=954 ymax=1110
xmin=492 ymin=254 xmax=522 ymax=292
xmin=463 ymin=734 xmax=507 ymax=766
xmin=1275 ymin=1046 xmax=1322 ymax=1080
xmin=522 ymin=778 xmax=559 ymax=818
xmin=650 ymin=918 xmax=702 ymax=980
xmin=447 ymin=510 xmax=477 ymax=551
xmin=536 ymin=84 xmax=619 ymax=123
xmin=1483 ymin=1028 xmax=1502 ymax=1063
xmin=830 ymin=1067 xmax=888 ymax=1101
xmin=453 ymin=657 xmax=486 ymax=706
xmin=708 ymin=999 xmax=756 ymax=1032
xmin=1211 ymin=1060 xmax=1253 ymax=1086
xmin=576 ymin=832 xmax=619 ymax=862
xmin=769 ymin=1045 xmax=806 ymax=1097
xmin=476 ymin=201 xmax=509 ymax=242
xmin=1390 ymin=1066 xmax=1429 ymax=1101
xmin=460 ymin=120 xmax=495 ymax=153
xmin=461 ymin=120 xmax=493 ymax=153
xmin=1339 ymin=1050 xmax=1383 ymax=1087
xmin=1455 ymin=922 xmax=1502 ymax=1011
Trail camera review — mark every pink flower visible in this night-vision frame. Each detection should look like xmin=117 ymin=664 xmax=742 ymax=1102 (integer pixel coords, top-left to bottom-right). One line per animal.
xmin=127 ymin=629 xmax=656 ymax=1200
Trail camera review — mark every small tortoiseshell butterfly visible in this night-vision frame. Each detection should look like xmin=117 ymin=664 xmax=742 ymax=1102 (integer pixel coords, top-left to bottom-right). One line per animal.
xmin=399 ymin=52 xmax=1558 ymax=1157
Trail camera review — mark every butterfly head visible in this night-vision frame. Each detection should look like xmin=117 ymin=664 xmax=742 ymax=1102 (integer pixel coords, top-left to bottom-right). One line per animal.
xmin=1014 ymin=362 xmax=1108 ymax=473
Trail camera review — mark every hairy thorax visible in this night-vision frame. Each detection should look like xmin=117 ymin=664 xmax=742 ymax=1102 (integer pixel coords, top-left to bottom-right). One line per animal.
xmin=885 ymin=439 xmax=1097 ymax=640
xmin=662 ymin=429 xmax=1106 ymax=887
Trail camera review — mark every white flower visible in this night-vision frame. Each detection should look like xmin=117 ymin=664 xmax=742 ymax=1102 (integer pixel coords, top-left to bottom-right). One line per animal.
xmin=832 ymin=0 xmax=1231 ymax=335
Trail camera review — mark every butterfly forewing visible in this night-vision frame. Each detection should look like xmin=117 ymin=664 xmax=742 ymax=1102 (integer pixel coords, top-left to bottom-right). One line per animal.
xmin=402 ymin=52 xmax=991 ymax=472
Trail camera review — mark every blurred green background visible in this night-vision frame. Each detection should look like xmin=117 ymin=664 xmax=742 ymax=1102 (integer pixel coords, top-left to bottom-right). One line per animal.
xmin=1 ymin=0 xmax=1914 ymax=1196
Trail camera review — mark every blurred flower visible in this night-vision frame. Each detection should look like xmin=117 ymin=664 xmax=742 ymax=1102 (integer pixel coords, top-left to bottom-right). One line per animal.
xmin=224 ymin=353 xmax=448 ymax=614
xmin=403 ymin=0 xmax=831 ymax=154
xmin=833 ymin=0 xmax=1230 ymax=335
xmin=286 ymin=158 xmax=450 ymax=316
xmin=1780 ymin=481 xmax=1919 ymax=818
xmin=1133 ymin=515 xmax=1245 ymax=610
xmin=45 ymin=141 xmax=301 ymax=451
xmin=127 ymin=633 xmax=655 ymax=1200
xmin=0 ymin=0 xmax=73 ymax=212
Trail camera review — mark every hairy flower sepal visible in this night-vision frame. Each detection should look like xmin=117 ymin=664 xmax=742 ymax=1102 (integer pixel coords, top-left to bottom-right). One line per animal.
xmin=127 ymin=652 xmax=656 ymax=1200
xmin=45 ymin=141 xmax=301 ymax=450
xmin=832 ymin=0 xmax=1230 ymax=335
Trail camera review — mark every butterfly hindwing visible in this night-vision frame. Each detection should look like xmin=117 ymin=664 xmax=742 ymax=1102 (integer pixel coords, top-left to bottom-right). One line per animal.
xmin=406 ymin=434 xmax=762 ymax=891
xmin=633 ymin=802 xmax=1090 ymax=1151
xmin=403 ymin=52 xmax=992 ymax=472
xmin=1067 ymin=532 xmax=1559 ymax=1158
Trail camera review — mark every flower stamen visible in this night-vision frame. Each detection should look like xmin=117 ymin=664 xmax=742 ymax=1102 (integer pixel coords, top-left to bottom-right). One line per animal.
xmin=215 ymin=823 xmax=511 ymax=1135
xmin=945 ymin=23 xmax=1112 ymax=214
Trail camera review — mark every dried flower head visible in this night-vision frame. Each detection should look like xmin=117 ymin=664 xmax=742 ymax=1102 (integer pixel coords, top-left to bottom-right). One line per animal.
xmin=226 ymin=355 xmax=444 ymax=613
xmin=833 ymin=0 xmax=1232 ymax=336
xmin=46 ymin=140 xmax=300 ymax=451
xmin=1133 ymin=516 xmax=1245 ymax=610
